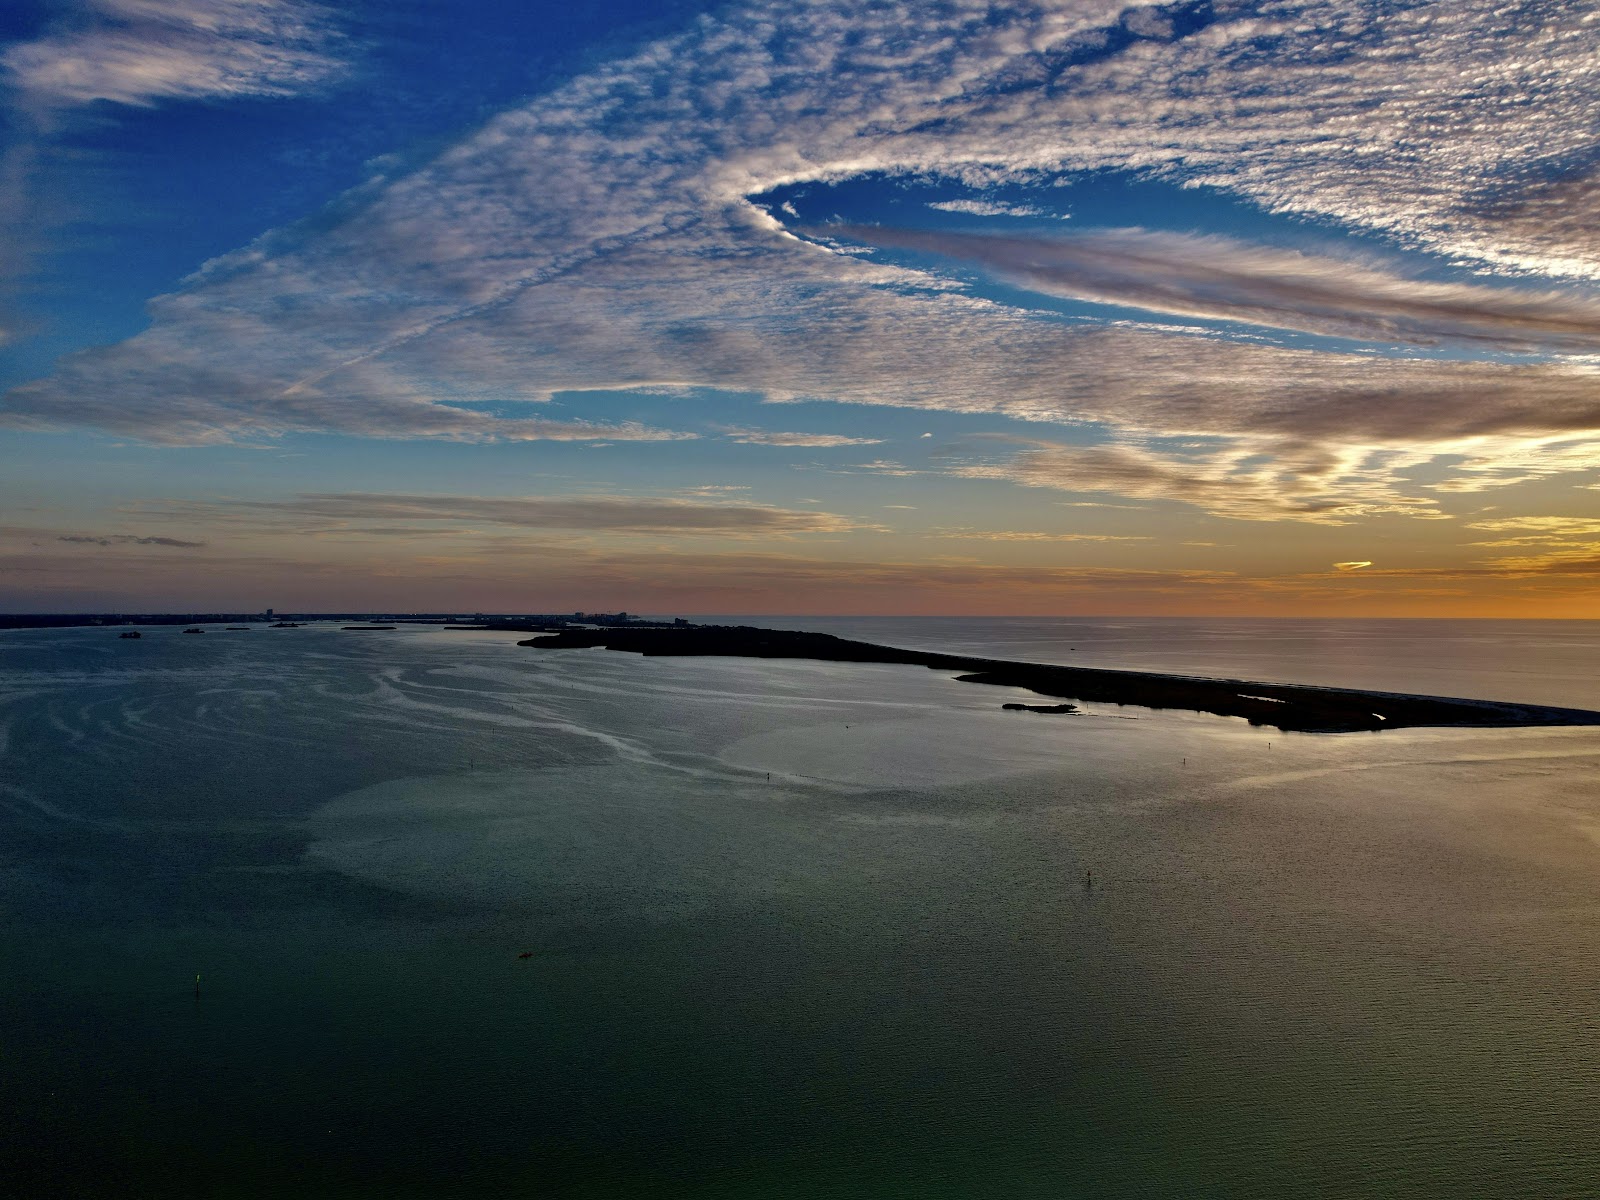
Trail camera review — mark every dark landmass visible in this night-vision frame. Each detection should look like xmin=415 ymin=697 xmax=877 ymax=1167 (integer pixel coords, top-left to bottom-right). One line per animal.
xmin=0 ymin=613 xmax=271 ymax=629
xmin=439 ymin=622 xmax=582 ymax=634
xmin=1 ymin=610 xmax=686 ymax=632
xmin=1003 ymin=702 xmax=1081 ymax=714
xmin=519 ymin=624 xmax=1600 ymax=734
xmin=437 ymin=617 xmax=686 ymax=634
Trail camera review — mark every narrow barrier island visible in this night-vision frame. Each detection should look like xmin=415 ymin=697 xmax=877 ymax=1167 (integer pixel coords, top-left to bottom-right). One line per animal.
xmin=520 ymin=625 xmax=1600 ymax=734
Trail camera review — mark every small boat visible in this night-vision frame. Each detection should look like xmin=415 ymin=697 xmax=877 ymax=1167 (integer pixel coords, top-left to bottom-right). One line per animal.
xmin=119 ymin=630 xmax=142 ymax=639
xmin=182 ymin=627 xmax=204 ymax=634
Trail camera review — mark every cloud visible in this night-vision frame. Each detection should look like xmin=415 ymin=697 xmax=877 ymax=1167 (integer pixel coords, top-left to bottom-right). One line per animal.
xmin=926 ymin=199 xmax=1056 ymax=218
xmin=1350 ymin=550 xmax=1600 ymax=579
xmin=4 ymin=0 xmax=1600 ymax=525
xmin=210 ymin=492 xmax=864 ymax=536
xmin=57 ymin=533 xmax=206 ymax=547
xmin=825 ymin=225 xmax=1600 ymax=352
xmin=1467 ymin=516 xmax=1600 ymax=536
xmin=0 ymin=1 xmax=346 ymax=384
xmin=3 ymin=0 xmax=344 ymax=108
xmin=0 ymin=386 xmax=694 ymax=444
xmin=1465 ymin=515 xmax=1600 ymax=549
xmin=1483 ymin=548 xmax=1600 ymax=576
xmin=835 ymin=460 xmax=921 ymax=476
xmin=1425 ymin=438 xmax=1600 ymax=493
xmin=722 ymin=428 xmax=883 ymax=447
xmin=932 ymin=529 xmax=1148 ymax=542
xmin=948 ymin=435 xmax=1449 ymax=524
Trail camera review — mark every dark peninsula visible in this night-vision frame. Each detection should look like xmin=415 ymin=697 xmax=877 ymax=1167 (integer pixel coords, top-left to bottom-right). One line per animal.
xmin=519 ymin=624 xmax=1600 ymax=734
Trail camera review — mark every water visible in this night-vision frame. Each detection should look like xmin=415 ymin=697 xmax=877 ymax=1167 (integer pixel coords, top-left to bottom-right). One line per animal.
xmin=3 ymin=619 xmax=1599 ymax=1197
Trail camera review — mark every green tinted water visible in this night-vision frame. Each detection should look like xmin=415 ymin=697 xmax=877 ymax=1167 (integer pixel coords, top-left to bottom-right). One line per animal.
xmin=3 ymin=623 xmax=1599 ymax=1196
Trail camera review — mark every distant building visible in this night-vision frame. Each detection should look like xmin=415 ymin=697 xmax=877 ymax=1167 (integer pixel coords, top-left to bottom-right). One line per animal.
xmin=266 ymin=608 xmax=274 ymax=618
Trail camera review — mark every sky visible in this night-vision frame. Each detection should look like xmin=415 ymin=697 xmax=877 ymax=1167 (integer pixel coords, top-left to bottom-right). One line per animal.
xmin=2 ymin=0 xmax=1599 ymax=617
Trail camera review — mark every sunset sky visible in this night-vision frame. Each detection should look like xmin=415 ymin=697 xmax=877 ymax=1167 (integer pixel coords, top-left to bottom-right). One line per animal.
xmin=3 ymin=0 xmax=1599 ymax=616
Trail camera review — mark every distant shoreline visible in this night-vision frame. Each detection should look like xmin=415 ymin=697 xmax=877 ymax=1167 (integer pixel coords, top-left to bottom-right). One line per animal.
xmin=519 ymin=625 xmax=1600 ymax=734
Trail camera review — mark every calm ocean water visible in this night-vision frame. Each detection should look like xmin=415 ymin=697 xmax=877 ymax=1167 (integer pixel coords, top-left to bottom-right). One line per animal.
xmin=3 ymin=618 xmax=1599 ymax=1197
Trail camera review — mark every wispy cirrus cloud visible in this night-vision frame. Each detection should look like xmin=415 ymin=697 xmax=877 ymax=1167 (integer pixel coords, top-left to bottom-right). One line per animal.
xmin=4 ymin=0 xmax=1600 ymax=528
xmin=949 ymin=435 xmax=1452 ymax=524
xmin=3 ymin=0 xmax=344 ymax=109
xmin=0 ymin=389 xmax=692 ymax=445
xmin=931 ymin=529 xmax=1148 ymax=542
xmin=946 ymin=426 xmax=1600 ymax=524
xmin=58 ymin=533 xmax=206 ymax=547
xmin=722 ymin=428 xmax=883 ymax=447
xmin=825 ymin=225 xmax=1600 ymax=352
xmin=0 ymin=0 xmax=348 ymax=386
xmin=1468 ymin=516 xmax=1600 ymax=537
xmin=926 ymin=200 xmax=1056 ymax=219
xmin=1347 ymin=551 xmax=1600 ymax=579
xmin=1463 ymin=516 xmax=1600 ymax=558
xmin=204 ymin=492 xmax=865 ymax=537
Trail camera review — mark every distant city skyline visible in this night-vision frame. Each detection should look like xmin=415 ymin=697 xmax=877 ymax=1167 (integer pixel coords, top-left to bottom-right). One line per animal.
xmin=4 ymin=1 xmax=1599 ymax=617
